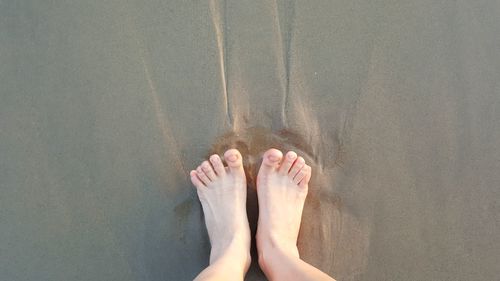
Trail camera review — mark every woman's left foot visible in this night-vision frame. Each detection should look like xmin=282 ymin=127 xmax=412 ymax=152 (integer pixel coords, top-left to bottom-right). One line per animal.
xmin=190 ymin=148 xmax=251 ymax=272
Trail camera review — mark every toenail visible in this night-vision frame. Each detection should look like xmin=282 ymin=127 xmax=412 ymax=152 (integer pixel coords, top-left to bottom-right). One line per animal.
xmin=268 ymin=154 xmax=280 ymax=161
xmin=287 ymin=153 xmax=296 ymax=159
xmin=227 ymin=154 xmax=238 ymax=162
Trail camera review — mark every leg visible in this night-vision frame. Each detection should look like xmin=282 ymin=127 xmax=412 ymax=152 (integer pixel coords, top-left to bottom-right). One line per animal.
xmin=190 ymin=149 xmax=251 ymax=281
xmin=256 ymin=149 xmax=336 ymax=281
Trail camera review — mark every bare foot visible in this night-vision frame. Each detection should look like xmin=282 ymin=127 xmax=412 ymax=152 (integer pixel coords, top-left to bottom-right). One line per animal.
xmin=190 ymin=149 xmax=251 ymax=274
xmin=256 ymin=148 xmax=311 ymax=265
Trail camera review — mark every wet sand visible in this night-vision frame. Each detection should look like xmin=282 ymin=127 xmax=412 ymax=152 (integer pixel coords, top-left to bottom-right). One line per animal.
xmin=1 ymin=1 xmax=500 ymax=280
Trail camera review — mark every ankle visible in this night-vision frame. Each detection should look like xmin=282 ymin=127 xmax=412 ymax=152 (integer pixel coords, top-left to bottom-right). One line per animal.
xmin=210 ymin=235 xmax=251 ymax=272
xmin=258 ymin=230 xmax=300 ymax=257
xmin=258 ymin=240 xmax=300 ymax=271
xmin=195 ymin=246 xmax=250 ymax=281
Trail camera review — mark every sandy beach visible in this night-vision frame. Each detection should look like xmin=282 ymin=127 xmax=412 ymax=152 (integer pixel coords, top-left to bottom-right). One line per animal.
xmin=1 ymin=1 xmax=499 ymax=280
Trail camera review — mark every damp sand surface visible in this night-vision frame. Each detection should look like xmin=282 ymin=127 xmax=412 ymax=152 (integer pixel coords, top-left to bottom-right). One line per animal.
xmin=1 ymin=1 xmax=500 ymax=281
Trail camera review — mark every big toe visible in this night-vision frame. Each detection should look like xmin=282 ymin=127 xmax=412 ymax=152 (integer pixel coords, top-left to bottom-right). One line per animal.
xmin=224 ymin=148 xmax=244 ymax=174
xmin=259 ymin=148 xmax=283 ymax=173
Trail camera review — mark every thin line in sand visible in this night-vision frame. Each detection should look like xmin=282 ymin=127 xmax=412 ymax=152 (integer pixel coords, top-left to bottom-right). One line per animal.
xmin=284 ymin=0 xmax=296 ymax=128
xmin=121 ymin=1 xmax=188 ymax=175
xmin=209 ymin=0 xmax=233 ymax=127
xmin=272 ymin=0 xmax=296 ymax=128
xmin=140 ymin=56 xmax=188 ymax=175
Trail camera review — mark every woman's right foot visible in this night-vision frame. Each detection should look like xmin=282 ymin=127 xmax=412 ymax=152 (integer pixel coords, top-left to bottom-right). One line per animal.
xmin=256 ymin=148 xmax=311 ymax=266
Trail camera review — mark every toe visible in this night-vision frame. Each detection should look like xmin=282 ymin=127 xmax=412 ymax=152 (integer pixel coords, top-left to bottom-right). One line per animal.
xmin=190 ymin=170 xmax=206 ymax=188
xmin=278 ymin=151 xmax=297 ymax=175
xmin=261 ymin=148 xmax=283 ymax=172
xmin=209 ymin=154 xmax=226 ymax=176
xmin=201 ymin=161 xmax=217 ymax=181
xmin=196 ymin=166 xmax=211 ymax=185
xmin=224 ymin=148 xmax=244 ymax=174
xmin=289 ymin=156 xmax=305 ymax=179
xmin=298 ymin=166 xmax=311 ymax=189
xmin=293 ymin=164 xmax=310 ymax=185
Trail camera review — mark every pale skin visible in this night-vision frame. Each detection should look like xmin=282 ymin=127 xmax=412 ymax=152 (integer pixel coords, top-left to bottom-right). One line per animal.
xmin=190 ymin=148 xmax=336 ymax=281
